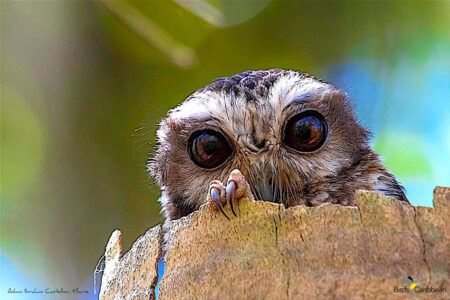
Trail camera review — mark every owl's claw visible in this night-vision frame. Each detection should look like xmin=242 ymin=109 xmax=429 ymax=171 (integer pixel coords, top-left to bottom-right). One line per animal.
xmin=207 ymin=170 xmax=253 ymax=219
xmin=226 ymin=180 xmax=237 ymax=217
xmin=208 ymin=181 xmax=230 ymax=220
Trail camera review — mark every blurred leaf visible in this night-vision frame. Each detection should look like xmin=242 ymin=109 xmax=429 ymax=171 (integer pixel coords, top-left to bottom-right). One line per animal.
xmin=374 ymin=133 xmax=432 ymax=178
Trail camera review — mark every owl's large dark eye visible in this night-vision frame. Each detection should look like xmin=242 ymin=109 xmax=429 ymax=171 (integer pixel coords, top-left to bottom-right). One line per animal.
xmin=283 ymin=110 xmax=328 ymax=152
xmin=188 ymin=130 xmax=232 ymax=169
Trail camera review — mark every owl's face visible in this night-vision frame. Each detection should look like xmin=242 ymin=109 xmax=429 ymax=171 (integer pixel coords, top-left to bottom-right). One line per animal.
xmin=150 ymin=70 xmax=370 ymax=220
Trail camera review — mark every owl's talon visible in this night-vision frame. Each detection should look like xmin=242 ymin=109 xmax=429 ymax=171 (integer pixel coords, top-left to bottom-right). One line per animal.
xmin=209 ymin=184 xmax=230 ymax=220
xmin=207 ymin=170 xmax=253 ymax=220
xmin=226 ymin=180 xmax=237 ymax=217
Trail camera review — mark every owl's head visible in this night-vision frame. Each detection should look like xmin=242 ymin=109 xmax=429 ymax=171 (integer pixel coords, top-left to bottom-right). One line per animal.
xmin=149 ymin=69 xmax=371 ymax=220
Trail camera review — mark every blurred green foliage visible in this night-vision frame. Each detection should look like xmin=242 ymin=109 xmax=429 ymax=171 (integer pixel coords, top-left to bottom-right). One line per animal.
xmin=374 ymin=133 xmax=432 ymax=178
xmin=1 ymin=88 xmax=45 ymax=195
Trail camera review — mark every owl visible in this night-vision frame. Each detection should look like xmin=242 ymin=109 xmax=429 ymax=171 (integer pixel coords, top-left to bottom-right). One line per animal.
xmin=148 ymin=69 xmax=407 ymax=221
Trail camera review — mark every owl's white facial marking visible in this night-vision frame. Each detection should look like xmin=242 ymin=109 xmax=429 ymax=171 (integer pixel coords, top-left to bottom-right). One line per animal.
xmin=267 ymin=74 xmax=331 ymax=109
xmin=169 ymin=91 xmax=218 ymax=121
xmin=170 ymin=73 xmax=331 ymax=122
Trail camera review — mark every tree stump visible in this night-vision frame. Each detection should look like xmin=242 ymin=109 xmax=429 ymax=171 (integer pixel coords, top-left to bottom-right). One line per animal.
xmin=99 ymin=187 xmax=449 ymax=299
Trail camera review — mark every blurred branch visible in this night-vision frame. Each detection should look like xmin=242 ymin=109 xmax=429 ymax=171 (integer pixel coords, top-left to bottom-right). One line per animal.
xmin=174 ymin=0 xmax=225 ymax=27
xmin=98 ymin=0 xmax=196 ymax=68
xmin=174 ymin=0 xmax=272 ymax=28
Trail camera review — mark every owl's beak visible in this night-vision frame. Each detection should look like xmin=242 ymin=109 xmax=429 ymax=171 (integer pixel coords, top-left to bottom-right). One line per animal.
xmin=249 ymin=175 xmax=278 ymax=204
xmin=239 ymin=148 xmax=288 ymax=204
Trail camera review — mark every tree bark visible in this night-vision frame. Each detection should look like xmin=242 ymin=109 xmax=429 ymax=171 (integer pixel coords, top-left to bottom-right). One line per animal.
xmin=100 ymin=187 xmax=449 ymax=299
